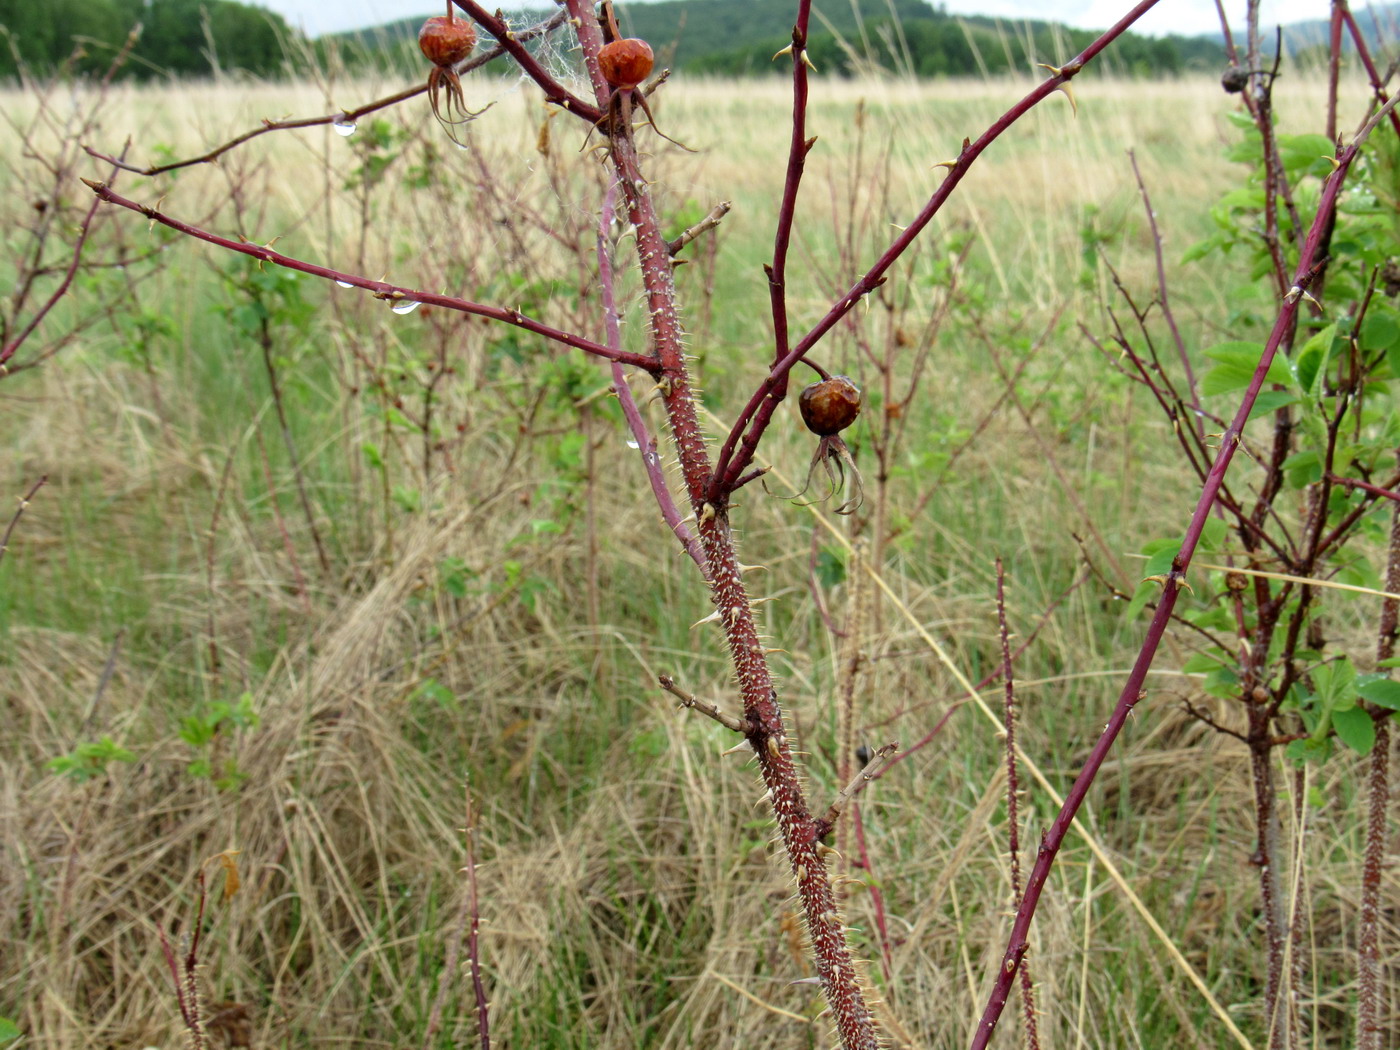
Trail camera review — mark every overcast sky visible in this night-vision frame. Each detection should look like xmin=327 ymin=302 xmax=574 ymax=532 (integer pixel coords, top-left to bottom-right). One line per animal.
xmin=245 ymin=1 xmax=1332 ymax=42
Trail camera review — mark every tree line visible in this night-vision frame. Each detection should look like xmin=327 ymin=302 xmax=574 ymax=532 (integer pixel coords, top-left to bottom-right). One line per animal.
xmin=0 ymin=0 xmax=294 ymax=79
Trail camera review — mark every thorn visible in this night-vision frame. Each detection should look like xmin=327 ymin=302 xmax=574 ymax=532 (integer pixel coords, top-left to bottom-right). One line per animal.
xmin=800 ymin=50 xmax=817 ymax=71
xmin=691 ymin=610 xmax=721 ymax=628
xmin=721 ymin=739 xmax=755 ymax=757
xmin=1059 ymin=82 xmax=1078 ymax=115
xmin=790 ymin=976 xmax=823 ymax=986
xmin=738 ymin=563 xmax=767 ymax=573
xmin=773 ymin=43 xmax=794 ymax=60
xmin=933 ymin=158 xmax=958 ymax=170
xmin=699 ymin=502 xmax=716 ymax=525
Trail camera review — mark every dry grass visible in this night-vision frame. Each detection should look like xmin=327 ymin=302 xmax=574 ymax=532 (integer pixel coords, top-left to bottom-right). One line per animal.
xmin=1 ymin=64 xmax=1396 ymax=1050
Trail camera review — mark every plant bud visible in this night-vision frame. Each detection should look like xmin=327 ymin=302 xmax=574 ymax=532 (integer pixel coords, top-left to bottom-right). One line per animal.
xmin=799 ymin=376 xmax=862 ymax=436
xmin=599 ymin=38 xmax=654 ymax=89
xmin=419 ymin=15 xmax=477 ymax=69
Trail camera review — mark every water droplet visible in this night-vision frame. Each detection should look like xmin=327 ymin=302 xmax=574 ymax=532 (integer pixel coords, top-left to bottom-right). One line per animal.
xmin=335 ymin=279 xmax=353 ymax=288
xmin=626 ymin=439 xmax=640 ymax=450
xmin=332 ymin=116 xmax=356 ymax=137
xmin=390 ymin=299 xmax=421 ymax=315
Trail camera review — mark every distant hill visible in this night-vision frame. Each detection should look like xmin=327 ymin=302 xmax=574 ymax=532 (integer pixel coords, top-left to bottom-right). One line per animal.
xmin=330 ymin=0 xmax=1225 ymax=79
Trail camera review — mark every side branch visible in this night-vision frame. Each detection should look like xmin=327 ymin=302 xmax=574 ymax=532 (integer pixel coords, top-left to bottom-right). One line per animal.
xmin=0 ymin=476 xmax=48 ymax=568
xmin=658 ymin=675 xmax=751 ymax=733
xmin=82 ymin=12 xmax=571 ymax=177
xmin=81 ymin=180 xmax=659 ymax=373
xmin=451 ymin=0 xmax=603 ymax=123
xmin=710 ymin=0 xmax=1166 ymax=492
xmin=812 ymin=742 xmax=897 ymax=840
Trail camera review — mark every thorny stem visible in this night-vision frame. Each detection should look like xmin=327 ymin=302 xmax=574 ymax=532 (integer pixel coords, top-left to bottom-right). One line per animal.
xmin=450 ymin=1 xmax=603 ymax=122
xmin=996 ymin=560 xmax=1040 ymax=1050
xmin=566 ymin=1 xmax=881 ymax=1045
xmin=80 ymin=180 xmax=660 ymax=373
xmin=0 ymin=476 xmax=47 ymax=568
xmin=712 ymin=0 xmax=1166 ymax=495
xmin=969 ymin=91 xmax=1400 ymax=1050
xmin=1339 ymin=0 xmax=1400 ymax=140
xmin=1357 ymin=454 xmax=1400 ymax=1050
xmin=596 ymin=178 xmax=708 ymax=574
xmin=765 ymin=2 xmax=815 ymax=400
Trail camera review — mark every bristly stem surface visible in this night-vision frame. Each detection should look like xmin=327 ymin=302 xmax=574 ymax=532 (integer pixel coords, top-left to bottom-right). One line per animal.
xmin=567 ymin=1 xmax=880 ymax=1044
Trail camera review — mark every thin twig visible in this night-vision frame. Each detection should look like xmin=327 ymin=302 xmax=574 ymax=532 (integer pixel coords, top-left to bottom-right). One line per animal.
xmin=658 ymin=674 xmax=750 ymax=734
xmin=813 ymin=743 xmax=897 ymax=838
xmin=667 ymin=200 xmax=732 ymax=257
xmin=81 ymin=12 xmax=573 ymax=176
xmin=80 ymin=179 xmax=660 ymax=372
xmin=0 ymin=475 xmax=47 ymax=568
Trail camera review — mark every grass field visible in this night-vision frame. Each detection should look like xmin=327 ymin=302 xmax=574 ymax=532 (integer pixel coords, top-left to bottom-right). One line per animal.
xmin=1 ymin=58 xmax=1396 ymax=1050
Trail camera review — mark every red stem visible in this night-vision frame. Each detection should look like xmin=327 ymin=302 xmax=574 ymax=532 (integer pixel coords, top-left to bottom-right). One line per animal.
xmin=712 ymin=0 xmax=1166 ymax=493
xmin=968 ymin=93 xmax=1398 ymax=1050
xmin=1340 ymin=1 xmax=1400 ymax=140
xmin=2 ymin=151 xmax=126 ymax=368
xmin=80 ymin=180 xmax=659 ymax=373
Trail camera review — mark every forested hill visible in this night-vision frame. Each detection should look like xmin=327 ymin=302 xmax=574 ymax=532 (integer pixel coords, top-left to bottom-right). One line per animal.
xmin=348 ymin=0 xmax=1224 ymax=78
xmin=0 ymin=0 xmax=293 ymax=79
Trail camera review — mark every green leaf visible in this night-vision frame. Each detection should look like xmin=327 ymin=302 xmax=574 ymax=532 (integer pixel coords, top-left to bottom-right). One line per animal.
xmin=1199 ymin=517 xmax=1228 ymax=552
xmin=1332 ymin=706 xmax=1377 ymax=755
xmin=1359 ymin=309 xmax=1399 ymax=353
xmin=1286 ymin=736 xmax=1333 ymax=765
xmin=361 ymin=442 xmax=384 ymax=470
xmin=1358 ymin=677 xmax=1400 ymax=710
xmin=1290 ymin=323 xmax=1338 ymax=397
xmin=815 ymin=546 xmax=846 ymax=588
xmin=1182 ymin=651 xmax=1226 ymax=674
xmin=1200 ymin=342 xmax=1293 ymax=396
xmin=1247 ymin=389 xmax=1299 ymax=420
xmin=1312 ymin=658 xmax=1358 ymax=714
xmin=0 ymin=1017 xmax=20 ymax=1042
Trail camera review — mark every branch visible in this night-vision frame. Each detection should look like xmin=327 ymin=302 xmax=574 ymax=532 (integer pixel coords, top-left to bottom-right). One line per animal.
xmin=0 ymin=476 xmax=47 ymax=568
xmin=668 ymin=200 xmax=732 ymax=257
xmin=451 ymin=1 xmax=602 ymax=123
xmin=81 ymin=179 xmax=660 ymax=373
xmin=658 ymin=674 xmax=750 ymax=733
xmin=812 ymin=742 xmax=897 ymax=840
xmin=82 ymin=12 xmax=571 ymax=176
xmin=2 ymin=150 xmax=127 ymax=370
xmin=711 ymin=0 xmax=1168 ymax=494
xmin=597 ymin=177 xmax=708 ymax=574
xmin=968 ymin=87 xmax=1400 ymax=1050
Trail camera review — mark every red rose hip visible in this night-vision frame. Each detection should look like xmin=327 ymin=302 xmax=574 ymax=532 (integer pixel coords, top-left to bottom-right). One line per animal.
xmin=599 ymin=38 xmax=654 ymax=89
xmin=799 ymin=376 xmax=862 ymax=436
xmin=419 ymin=15 xmax=477 ymax=68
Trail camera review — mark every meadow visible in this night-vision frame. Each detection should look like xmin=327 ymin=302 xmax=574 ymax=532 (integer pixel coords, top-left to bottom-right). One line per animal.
xmin=0 ymin=49 xmax=1396 ymax=1050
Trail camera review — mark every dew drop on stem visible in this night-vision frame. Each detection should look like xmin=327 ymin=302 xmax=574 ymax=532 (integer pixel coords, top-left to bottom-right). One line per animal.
xmin=390 ymin=299 xmax=421 ymax=315
xmin=335 ymin=279 xmax=353 ymax=288
xmin=332 ymin=116 xmax=356 ymax=137
xmin=626 ymin=439 xmax=640 ymax=450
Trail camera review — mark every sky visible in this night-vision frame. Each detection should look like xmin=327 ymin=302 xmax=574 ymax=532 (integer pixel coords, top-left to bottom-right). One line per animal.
xmin=247 ymin=0 xmax=1333 ymax=41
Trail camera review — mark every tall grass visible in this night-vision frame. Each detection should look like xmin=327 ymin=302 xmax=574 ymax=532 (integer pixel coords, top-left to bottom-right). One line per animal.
xmin=1 ymin=66 xmax=1392 ymax=1048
